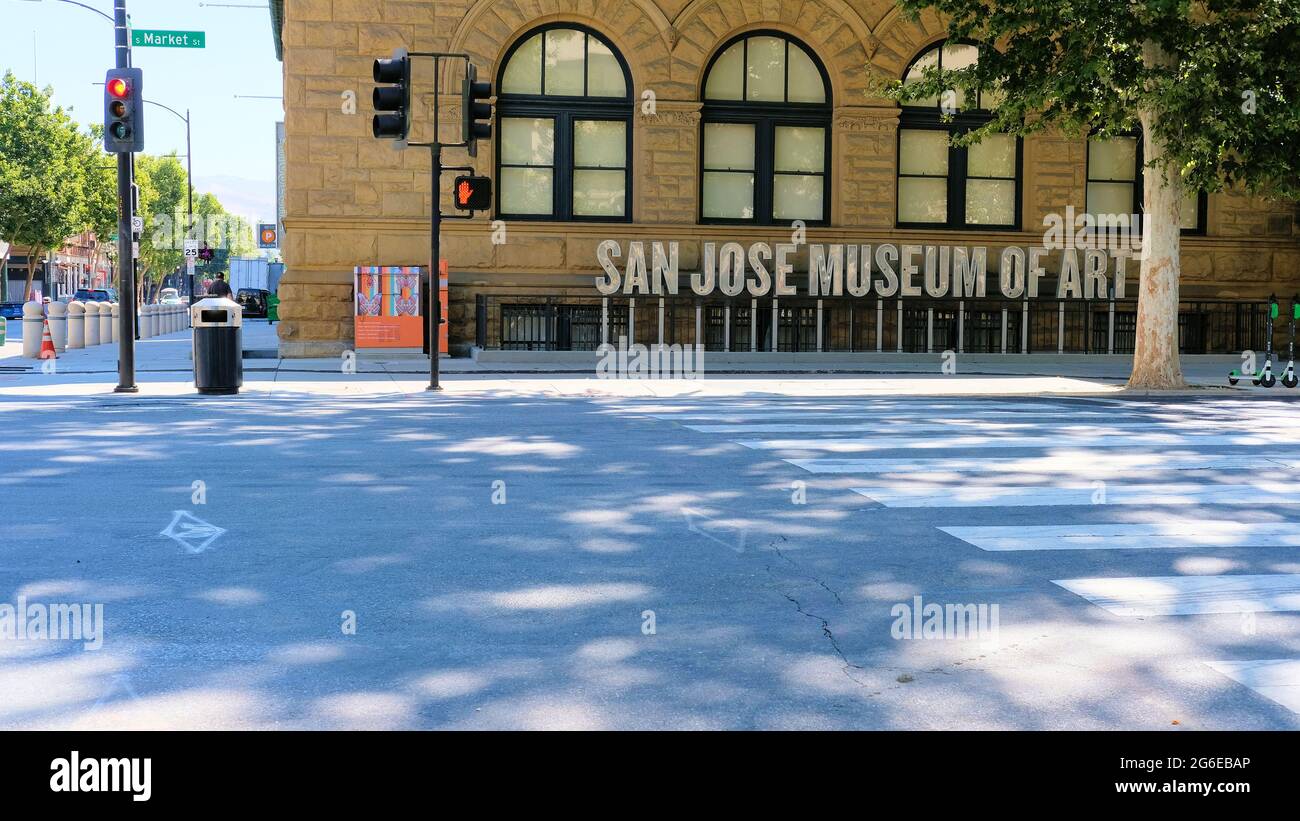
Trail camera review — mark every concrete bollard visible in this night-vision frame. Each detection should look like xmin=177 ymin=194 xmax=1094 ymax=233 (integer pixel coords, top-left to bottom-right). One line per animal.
xmin=22 ymin=301 xmax=44 ymax=358
xmin=142 ymin=304 xmax=155 ymax=338
xmin=67 ymin=301 xmax=85 ymax=349
xmin=84 ymin=302 xmax=101 ymax=346
xmin=99 ymin=301 xmax=113 ymax=344
xmin=47 ymin=300 xmax=68 ymax=351
xmin=163 ymin=305 xmax=173 ymax=334
xmin=110 ymin=303 xmax=120 ymax=343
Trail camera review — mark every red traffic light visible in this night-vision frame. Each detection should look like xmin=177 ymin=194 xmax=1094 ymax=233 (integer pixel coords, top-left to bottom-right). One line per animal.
xmin=107 ymin=77 xmax=130 ymax=98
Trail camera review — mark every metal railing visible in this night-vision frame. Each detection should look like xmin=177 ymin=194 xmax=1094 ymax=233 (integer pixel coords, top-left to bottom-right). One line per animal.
xmin=473 ymin=293 xmax=1273 ymax=355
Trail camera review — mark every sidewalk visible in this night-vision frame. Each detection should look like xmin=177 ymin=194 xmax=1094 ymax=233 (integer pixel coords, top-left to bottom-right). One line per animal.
xmin=0 ymin=316 xmax=1289 ymax=398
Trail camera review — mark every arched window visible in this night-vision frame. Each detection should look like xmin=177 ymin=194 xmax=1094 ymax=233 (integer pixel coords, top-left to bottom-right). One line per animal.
xmin=699 ymin=32 xmax=831 ymax=225
xmin=896 ymin=43 xmax=1020 ymax=230
xmin=496 ymin=25 xmax=632 ymax=221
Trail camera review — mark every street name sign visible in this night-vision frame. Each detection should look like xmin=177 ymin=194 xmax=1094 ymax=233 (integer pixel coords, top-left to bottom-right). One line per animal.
xmin=132 ymin=30 xmax=206 ymax=49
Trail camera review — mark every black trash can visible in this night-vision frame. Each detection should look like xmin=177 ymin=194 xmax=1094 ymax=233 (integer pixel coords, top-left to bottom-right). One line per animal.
xmin=191 ymin=297 xmax=243 ymax=395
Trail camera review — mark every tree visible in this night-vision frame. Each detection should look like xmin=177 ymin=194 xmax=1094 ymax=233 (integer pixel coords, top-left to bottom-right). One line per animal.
xmin=0 ymin=72 xmax=90 ymax=301
xmin=136 ymin=153 xmax=187 ymax=301
xmin=893 ymin=0 xmax=1300 ymax=388
xmin=80 ymin=125 xmax=118 ymax=289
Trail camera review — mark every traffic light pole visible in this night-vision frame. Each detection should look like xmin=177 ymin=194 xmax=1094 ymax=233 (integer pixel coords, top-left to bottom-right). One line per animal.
xmin=113 ymin=0 xmax=137 ymax=393
xmin=375 ymin=50 xmax=485 ymax=392
xmin=429 ymin=143 xmax=442 ymax=392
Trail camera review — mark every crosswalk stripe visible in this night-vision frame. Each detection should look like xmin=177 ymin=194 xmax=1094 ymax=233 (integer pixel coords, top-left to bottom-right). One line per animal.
xmin=1052 ymin=574 xmax=1300 ymax=616
xmin=786 ymin=453 xmax=1298 ymax=475
xmin=852 ymin=482 xmax=1294 ymax=508
xmin=652 ymin=407 xmax=1121 ymax=422
xmin=940 ymin=521 xmax=1300 ymax=551
xmin=1205 ymin=659 xmax=1300 ymax=715
xmin=736 ymin=431 xmax=1300 ymax=452
xmin=686 ymin=420 xmax=1296 ymax=435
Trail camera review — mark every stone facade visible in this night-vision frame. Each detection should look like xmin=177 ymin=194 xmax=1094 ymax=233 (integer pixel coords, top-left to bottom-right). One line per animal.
xmin=272 ymin=0 xmax=1300 ymax=356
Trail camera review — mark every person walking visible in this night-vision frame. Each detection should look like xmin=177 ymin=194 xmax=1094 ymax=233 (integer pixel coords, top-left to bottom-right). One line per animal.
xmin=208 ymin=273 xmax=232 ymax=299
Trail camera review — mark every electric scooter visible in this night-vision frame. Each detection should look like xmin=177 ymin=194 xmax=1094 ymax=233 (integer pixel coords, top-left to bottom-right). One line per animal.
xmin=1229 ymin=294 xmax=1278 ymax=387
xmin=1282 ymin=295 xmax=1298 ymax=389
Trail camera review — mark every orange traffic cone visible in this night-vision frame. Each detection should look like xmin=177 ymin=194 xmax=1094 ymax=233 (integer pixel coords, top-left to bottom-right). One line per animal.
xmin=38 ymin=318 xmax=57 ymax=360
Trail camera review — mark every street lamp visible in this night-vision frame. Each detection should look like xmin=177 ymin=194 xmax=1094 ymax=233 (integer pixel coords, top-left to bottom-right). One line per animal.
xmin=142 ymin=99 xmax=195 ymax=301
xmin=90 ymin=85 xmax=196 ymax=301
xmin=17 ymin=0 xmax=113 ymax=24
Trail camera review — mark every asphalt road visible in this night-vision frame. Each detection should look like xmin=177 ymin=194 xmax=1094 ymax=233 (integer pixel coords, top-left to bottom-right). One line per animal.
xmin=2 ymin=388 xmax=1299 ymax=729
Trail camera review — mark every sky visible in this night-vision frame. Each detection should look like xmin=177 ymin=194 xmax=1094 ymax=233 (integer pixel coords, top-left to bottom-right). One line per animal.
xmin=1 ymin=0 xmax=284 ymax=225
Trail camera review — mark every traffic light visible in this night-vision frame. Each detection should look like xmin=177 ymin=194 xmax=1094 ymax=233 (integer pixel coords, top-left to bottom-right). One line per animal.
xmin=461 ymin=64 xmax=493 ymax=157
xmin=372 ymin=48 xmax=411 ymax=143
xmin=103 ymin=67 xmax=144 ymax=153
xmin=453 ymin=176 xmax=492 ymax=211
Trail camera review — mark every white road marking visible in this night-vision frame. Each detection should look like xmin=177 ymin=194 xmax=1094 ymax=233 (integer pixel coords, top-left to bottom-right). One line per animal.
xmin=786 ymin=453 xmax=1298 ymax=475
xmin=736 ymin=431 xmax=1300 ymax=452
xmin=652 ymin=406 xmax=1115 ymax=423
xmin=940 ymin=521 xmax=1300 ymax=552
xmin=686 ymin=420 xmax=1295 ymax=435
xmin=1051 ymin=574 xmax=1300 ymax=616
xmin=852 ymin=482 xmax=1295 ymax=508
xmin=1205 ymin=659 xmax=1300 ymax=715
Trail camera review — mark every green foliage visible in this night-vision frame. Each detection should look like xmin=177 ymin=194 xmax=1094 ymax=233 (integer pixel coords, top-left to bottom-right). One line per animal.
xmin=78 ymin=125 xmax=117 ymax=241
xmin=135 ymin=153 xmax=187 ymax=280
xmin=891 ymin=0 xmax=1300 ymax=196
xmin=0 ymin=72 xmax=91 ymax=261
xmin=0 ymin=71 xmax=254 ymax=296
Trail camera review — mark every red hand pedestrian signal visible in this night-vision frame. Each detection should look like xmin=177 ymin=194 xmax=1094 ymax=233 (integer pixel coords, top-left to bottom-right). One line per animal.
xmin=452 ymin=175 xmax=492 ymax=211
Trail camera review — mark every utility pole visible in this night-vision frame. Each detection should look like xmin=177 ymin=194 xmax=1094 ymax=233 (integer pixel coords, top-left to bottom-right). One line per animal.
xmin=186 ymin=108 xmax=194 ymax=301
xmin=113 ymin=0 xmax=138 ymax=393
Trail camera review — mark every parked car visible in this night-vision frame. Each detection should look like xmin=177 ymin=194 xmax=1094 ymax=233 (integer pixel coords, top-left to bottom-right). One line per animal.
xmin=237 ymin=288 xmax=270 ymax=318
xmin=0 ymin=302 xmax=23 ymax=319
xmin=159 ymin=288 xmax=183 ymax=305
xmin=72 ymin=288 xmax=119 ymax=303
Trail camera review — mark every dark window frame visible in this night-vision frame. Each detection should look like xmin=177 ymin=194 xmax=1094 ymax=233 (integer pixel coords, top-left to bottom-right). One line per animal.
xmin=895 ymin=43 xmax=1023 ymax=232
xmin=699 ymin=31 xmax=833 ymax=227
xmin=494 ymin=23 xmax=634 ymax=223
xmin=1085 ymin=134 xmax=1208 ymax=236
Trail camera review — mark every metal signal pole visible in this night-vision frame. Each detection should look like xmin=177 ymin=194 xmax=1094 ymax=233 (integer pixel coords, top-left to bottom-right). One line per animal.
xmin=113 ymin=0 xmax=138 ymax=393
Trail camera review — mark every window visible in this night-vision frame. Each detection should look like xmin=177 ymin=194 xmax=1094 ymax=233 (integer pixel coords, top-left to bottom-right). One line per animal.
xmin=1086 ymin=136 xmax=1207 ymax=234
xmin=496 ymin=25 xmax=632 ymax=221
xmin=700 ymin=32 xmax=831 ymax=224
xmin=896 ymin=43 xmax=1020 ymax=230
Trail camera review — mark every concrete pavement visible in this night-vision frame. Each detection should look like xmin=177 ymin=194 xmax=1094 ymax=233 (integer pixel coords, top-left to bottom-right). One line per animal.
xmin=1 ymin=358 xmax=1299 ymax=727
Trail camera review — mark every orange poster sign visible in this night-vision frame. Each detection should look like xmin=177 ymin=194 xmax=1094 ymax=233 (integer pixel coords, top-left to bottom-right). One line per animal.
xmin=353 ymin=265 xmax=448 ymax=352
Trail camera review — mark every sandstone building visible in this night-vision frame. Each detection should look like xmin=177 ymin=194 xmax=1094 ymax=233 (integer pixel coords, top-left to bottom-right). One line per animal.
xmin=268 ymin=0 xmax=1299 ymax=358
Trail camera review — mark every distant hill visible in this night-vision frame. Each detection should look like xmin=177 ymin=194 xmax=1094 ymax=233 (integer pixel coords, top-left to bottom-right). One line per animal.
xmin=193 ymin=174 xmax=276 ymax=226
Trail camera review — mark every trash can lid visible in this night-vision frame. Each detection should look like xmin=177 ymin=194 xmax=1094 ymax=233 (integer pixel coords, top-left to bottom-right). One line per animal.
xmin=190 ymin=296 xmax=243 ymax=328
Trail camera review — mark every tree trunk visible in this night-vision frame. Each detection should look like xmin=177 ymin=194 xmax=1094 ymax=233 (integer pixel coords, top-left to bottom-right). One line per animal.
xmin=0 ymin=245 xmax=10 ymax=302
xmin=1127 ymin=44 xmax=1187 ymax=390
xmin=22 ymin=246 xmax=39 ymax=303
